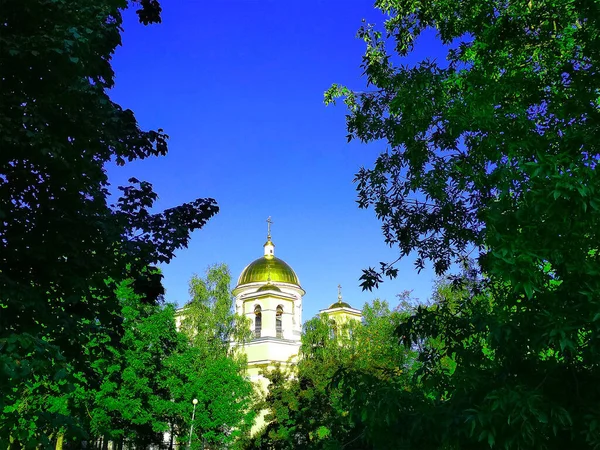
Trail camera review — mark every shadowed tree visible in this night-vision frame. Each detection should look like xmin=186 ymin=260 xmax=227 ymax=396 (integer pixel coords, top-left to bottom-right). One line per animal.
xmin=326 ymin=0 xmax=600 ymax=447
xmin=0 ymin=0 xmax=218 ymax=444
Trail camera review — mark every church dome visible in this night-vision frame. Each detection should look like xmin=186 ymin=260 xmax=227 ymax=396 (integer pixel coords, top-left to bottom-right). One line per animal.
xmin=328 ymin=301 xmax=352 ymax=309
xmin=326 ymin=286 xmax=354 ymax=310
xmin=237 ymin=256 xmax=300 ymax=287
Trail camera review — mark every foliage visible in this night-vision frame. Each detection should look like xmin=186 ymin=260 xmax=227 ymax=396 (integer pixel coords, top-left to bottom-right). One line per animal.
xmin=0 ymin=0 xmax=218 ymax=444
xmin=326 ymin=0 xmax=599 ymax=288
xmin=178 ymin=264 xmax=255 ymax=447
xmin=84 ymin=275 xmax=254 ymax=448
xmin=87 ymin=278 xmax=184 ymax=447
xmin=180 ymin=264 xmax=252 ymax=364
xmin=326 ymin=0 xmax=600 ymax=447
xmin=247 ymin=300 xmax=416 ymax=449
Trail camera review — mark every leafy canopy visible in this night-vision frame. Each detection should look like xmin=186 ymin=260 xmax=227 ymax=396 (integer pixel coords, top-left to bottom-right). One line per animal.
xmin=248 ymin=300 xmax=416 ymax=450
xmin=180 ymin=263 xmax=252 ymax=363
xmin=179 ymin=264 xmax=255 ymax=448
xmin=326 ymin=0 xmax=600 ymax=448
xmin=1 ymin=0 xmax=217 ymax=443
xmin=85 ymin=273 xmax=254 ymax=449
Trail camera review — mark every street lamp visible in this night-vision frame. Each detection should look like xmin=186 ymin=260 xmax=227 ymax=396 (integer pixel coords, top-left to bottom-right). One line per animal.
xmin=188 ymin=398 xmax=198 ymax=449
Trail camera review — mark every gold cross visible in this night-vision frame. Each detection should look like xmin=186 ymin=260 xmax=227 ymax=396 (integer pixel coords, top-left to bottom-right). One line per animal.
xmin=266 ymin=216 xmax=273 ymax=239
xmin=337 ymin=284 xmax=342 ymax=301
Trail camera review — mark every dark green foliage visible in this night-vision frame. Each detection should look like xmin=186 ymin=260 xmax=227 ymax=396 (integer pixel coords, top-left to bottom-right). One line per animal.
xmin=0 ymin=0 xmax=217 ymax=444
xmin=326 ymin=0 xmax=600 ymax=447
xmin=326 ymin=0 xmax=599 ymax=288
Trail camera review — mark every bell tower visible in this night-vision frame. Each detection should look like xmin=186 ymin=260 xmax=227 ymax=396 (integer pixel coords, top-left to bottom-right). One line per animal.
xmin=232 ymin=218 xmax=304 ymax=384
xmin=319 ymin=284 xmax=362 ymax=326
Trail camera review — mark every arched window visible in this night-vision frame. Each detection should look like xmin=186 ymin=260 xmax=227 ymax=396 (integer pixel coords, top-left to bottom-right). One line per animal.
xmin=276 ymin=305 xmax=283 ymax=338
xmin=329 ymin=319 xmax=337 ymax=339
xmin=254 ymin=305 xmax=262 ymax=338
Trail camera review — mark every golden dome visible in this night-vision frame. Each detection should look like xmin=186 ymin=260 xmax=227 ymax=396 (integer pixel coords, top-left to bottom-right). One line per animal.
xmin=237 ymin=256 xmax=300 ymax=287
xmin=328 ymin=301 xmax=353 ymax=309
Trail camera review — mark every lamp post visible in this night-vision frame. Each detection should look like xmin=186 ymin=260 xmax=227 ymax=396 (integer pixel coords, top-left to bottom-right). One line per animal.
xmin=188 ymin=398 xmax=198 ymax=449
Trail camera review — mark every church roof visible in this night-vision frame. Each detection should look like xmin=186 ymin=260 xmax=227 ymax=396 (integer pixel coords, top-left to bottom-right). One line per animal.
xmin=236 ymin=218 xmax=302 ymax=290
xmin=325 ymin=285 xmax=357 ymax=310
xmin=237 ymin=256 xmax=300 ymax=287
xmin=328 ymin=300 xmax=353 ymax=309
xmin=256 ymin=283 xmax=282 ymax=293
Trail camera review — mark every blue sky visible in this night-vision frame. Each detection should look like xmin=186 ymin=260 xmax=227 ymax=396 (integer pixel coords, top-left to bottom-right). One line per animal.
xmin=108 ymin=1 xmax=448 ymax=321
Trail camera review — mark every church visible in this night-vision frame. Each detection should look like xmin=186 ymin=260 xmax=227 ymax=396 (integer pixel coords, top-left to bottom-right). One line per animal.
xmin=230 ymin=218 xmax=362 ymax=389
xmin=171 ymin=218 xmax=363 ymax=436
xmin=176 ymin=218 xmax=362 ymax=386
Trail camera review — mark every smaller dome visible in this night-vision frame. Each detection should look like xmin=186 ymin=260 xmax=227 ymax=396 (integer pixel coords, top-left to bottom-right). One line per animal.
xmin=328 ymin=301 xmax=353 ymax=309
xmin=257 ymin=284 xmax=282 ymax=293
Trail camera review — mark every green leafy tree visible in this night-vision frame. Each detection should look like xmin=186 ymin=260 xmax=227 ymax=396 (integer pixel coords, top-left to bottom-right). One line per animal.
xmin=180 ymin=264 xmax=252 ymax=364
xmin=87 ymin=278 xmax=183 ymax=448
xmin=336 ymin=268 xmax=490 ymax=450
xmin=85 ymin=275 xmax=254 ymax=449
xmin=248 ymin=300 xmax=416 ymax=449
xmin=1 ymin=0 xmax=217 ymax=444
xmin=178 ymin=355 xmax=255 ymax=449
xmin=326 ymin=1 xmax=600 ymax=447
xmin=178 ymin=264 xmax=255 ymax=447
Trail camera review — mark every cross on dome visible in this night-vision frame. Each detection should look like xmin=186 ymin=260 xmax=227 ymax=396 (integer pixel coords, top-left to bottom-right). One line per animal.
xmin=264 ymin=216 xmax=275 ymax=258
xmin=266 ymin=216 xmax=273 ymax=240
xmin=327 ymin=284 xmax=352 ymax=309
xmin=235 ymin=217 xmax=303 ymax=291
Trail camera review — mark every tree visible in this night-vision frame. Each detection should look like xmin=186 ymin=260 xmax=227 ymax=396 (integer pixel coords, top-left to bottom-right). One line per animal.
xmin=334 ymin=267 xmax=491 ymax=450
xmin=84 ymin=273 xmax=254 ymax=449
xmin=176 ymin=354 xmax=255 ymax=449
xmin=178 ymin=264 xmax=255 ymax=447
xmin=1 ymin=0 xmax=217 ymax=444
xmin=180 ymin=264 xmax=252 ymax=364
xmin=86 ymin=277 xmax=185 ymax=448
xmin=326 ymin=1 xmax=600 ymax=447
xmin=247 ymin=300 xmax=416 ymax=449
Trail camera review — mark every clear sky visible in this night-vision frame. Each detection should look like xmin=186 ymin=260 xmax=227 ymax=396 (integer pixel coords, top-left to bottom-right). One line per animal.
xmin=107 ymin=1 xmax=448 ymax=321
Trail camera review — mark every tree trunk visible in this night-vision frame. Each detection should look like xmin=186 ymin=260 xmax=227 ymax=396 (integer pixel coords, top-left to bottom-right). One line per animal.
xmin=168 ymin=423 xmax=174 ymax=449
xmin=55 ymin=432 xmax=64 ymax=450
